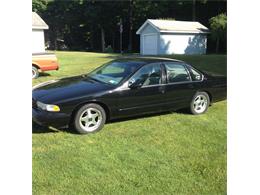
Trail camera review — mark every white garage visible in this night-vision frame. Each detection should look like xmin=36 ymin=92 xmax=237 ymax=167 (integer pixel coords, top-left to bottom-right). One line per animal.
xmin=136 ymin=19 xmax=209 ymax=55
xmin=32 ymin=12 xmax=48 ymax=53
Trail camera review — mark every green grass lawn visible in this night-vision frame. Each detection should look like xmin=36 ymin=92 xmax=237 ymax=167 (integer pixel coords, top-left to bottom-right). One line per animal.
xmin=33 ymin=52 xmax=226 ymax=194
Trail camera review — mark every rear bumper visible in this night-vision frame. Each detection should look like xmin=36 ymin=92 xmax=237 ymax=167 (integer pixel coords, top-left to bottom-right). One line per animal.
xmin=40 ymin=64 xmax=59 ymax=71
xmin=32 ymin=107 xmax=70 ymax=128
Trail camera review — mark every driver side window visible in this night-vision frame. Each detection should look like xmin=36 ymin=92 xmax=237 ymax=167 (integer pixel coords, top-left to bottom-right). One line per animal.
xmin=129 ymin=63 xmax=162 ymax=87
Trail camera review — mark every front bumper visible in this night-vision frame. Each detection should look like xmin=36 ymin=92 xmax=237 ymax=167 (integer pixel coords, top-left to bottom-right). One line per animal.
xmin=32 ymin=107 xmax=71 ymax=128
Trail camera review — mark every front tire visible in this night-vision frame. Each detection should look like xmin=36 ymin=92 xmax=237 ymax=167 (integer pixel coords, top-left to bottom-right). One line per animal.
xmin=32 ymin=66 xmax=39 ymax=79
xmin=74 ymin=103 xmax=106 ymax=134
xmin=190 ymin=92 xmax=210 ymax=115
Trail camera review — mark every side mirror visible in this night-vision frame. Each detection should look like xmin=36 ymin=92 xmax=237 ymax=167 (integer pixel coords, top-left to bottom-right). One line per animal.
xmin=128 ymin=79 xmax=143 ymax=89
xmin=150 ymin=72 xmax=159 ymax=78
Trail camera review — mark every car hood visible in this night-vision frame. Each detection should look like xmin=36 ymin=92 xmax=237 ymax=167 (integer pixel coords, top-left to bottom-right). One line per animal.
xmin=32 ymin=75 xmax=113 ymax=104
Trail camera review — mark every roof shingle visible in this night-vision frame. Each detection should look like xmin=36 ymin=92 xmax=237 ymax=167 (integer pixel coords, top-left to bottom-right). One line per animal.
xmin=136 ymin=19 xmax=209 ymax=34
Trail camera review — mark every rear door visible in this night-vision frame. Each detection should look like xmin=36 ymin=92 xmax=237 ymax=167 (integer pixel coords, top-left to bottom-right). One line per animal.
xmin=162 ymin=62 xmax=197 ymax=110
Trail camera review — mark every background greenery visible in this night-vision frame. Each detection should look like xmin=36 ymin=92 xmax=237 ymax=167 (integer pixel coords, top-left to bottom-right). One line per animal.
xmin=33 ymin=52 xmax=226 ymax=194
xmin=32 ymin=0 xmax=227 ymax=53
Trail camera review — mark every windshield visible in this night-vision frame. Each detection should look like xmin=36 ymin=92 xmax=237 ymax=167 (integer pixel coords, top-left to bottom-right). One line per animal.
xmin=88 ymin=60 xmax=145 ymax=85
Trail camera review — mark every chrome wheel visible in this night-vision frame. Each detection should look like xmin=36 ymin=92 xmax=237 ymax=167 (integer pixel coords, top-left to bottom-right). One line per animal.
xmin=79 ymin=107 xmax=102 ymax=132
xmin=193 ymin=94 xmax=208 ymax=114
xmin=32 ymin=69 xmax=36 ymax=78
xmin=32 ymin=66 xmax=39 ymax=79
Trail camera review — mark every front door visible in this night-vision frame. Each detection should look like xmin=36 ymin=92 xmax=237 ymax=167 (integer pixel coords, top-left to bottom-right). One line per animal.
xmin=115 ymin=63 xmax=166 ymax=117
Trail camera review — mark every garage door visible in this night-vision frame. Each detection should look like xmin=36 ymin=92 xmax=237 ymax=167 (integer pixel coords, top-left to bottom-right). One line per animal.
xmin=143 ymin=34 xmax=157 ymax=55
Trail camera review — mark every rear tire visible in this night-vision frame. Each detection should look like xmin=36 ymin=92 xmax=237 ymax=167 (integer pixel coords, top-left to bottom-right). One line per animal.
xmin=32 ymin=66 xmax=39 ymax=79
xmin=190 ymin=92 xmax=210 ymax=115
xmin=74 ymin=103 xmax=106 ymax=134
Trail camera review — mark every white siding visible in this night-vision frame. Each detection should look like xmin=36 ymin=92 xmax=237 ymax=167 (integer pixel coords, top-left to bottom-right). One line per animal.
xmin=159 ymin=33 xmax=207 ymax=55
xmin=32 ymin=29 xmax=45 ymax=53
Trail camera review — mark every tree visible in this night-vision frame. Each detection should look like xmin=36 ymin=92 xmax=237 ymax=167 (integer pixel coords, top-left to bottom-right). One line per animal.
xmin=128 ymin=0 xmax=134 ymax=52
xmin=37 ymin=0 xmax=226 ymax=53
xmin=82 ymin=1 xmax=124 ymax=52
xmin=192 ymin=0 xmax=196 ymax=21
xmin=32 ymin=0 xmax=48 ymax=13
xmin=192 ymin=0 xmax=208 ymax=21
xmin=209 ymin=13 xmax=227 ymax=53
xmin=43 ymin=0 xmax=86 ymax=50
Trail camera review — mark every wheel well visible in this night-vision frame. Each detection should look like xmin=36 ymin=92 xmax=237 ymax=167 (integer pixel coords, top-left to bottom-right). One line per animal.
xmin=69 ymin=101 xmax=111 ymax=125
xmin=32 ymin=64 xmax=40 ymax=69
xmin=199 ymin=90 xmax=212 ymax=103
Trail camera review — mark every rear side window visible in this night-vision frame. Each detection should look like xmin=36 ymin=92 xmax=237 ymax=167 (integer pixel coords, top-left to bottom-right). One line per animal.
xmin=164 ymin=63 xmax=190 ymax=83
xmin=189 ymin=67 xmax=203 ymax=81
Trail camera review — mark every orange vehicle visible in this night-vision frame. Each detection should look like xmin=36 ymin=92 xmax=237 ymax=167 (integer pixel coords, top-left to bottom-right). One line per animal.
xmin=32 ymin=53 xmax=59 ymax=79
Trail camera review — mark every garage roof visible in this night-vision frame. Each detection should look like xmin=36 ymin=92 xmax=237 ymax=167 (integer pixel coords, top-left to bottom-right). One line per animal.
xmin=136 ymin=19 xmax=209 ymax=34
xmin=32 ymin=12 xmax=48 ymax=30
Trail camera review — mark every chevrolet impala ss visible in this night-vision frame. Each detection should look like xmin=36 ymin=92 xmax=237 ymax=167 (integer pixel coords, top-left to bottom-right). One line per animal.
xmin=32 ymin=57 xmax=226 ymax=134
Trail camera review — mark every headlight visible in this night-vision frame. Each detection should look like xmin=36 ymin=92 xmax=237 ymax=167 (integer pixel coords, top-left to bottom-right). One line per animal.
xmin=36 ymin=101 xmax=60 ymax=112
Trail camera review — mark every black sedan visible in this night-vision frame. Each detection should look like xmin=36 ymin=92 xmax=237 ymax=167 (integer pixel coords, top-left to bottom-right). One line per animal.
xmin=32 ymin=57 xmax=226 ymax=134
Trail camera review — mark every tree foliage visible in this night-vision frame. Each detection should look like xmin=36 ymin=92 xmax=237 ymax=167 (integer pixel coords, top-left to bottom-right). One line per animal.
xmin=32 ymin=0 xmax=227 ymax=53
xmin=32 ymin=0 xmax=48 ymax=13
xmin=209 ymin=13 xmax=227 ymax=53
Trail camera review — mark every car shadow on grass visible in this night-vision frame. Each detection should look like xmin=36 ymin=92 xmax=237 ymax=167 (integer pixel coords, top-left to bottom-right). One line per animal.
xmin=32 ymin=121 xmax=60 ymax=134
xmin=39 ymin=72 xmax=51 ymax=77
xmin=32 ymin=121 xmax=78 ymax=135
xmin=108 ymin=108 xmax=191 ymax=124
xmin=32 ymin=109 xmax=191 ymax=134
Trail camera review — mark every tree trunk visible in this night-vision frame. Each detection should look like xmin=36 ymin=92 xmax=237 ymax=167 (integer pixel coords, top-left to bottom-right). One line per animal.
xmin=90 ymin=34 xmax=94 ymax=51
xmin=90 ymin=27 xmax=94 ymax=51
xmin=112 ymin=33 xmax=115 ymax=51
xmin=101 ymin=27 xmax=105 ymax=52
xmin=54 ymin=30 xmax=57 ymax=50
xmin=192 ymin=0 xmax=196 ymax=21
xmin=128 ymin=0 xmax=133 ymax=52
xmin=216 ymin=37 xmax=220 ymax=53
xmin=51 ymin=27 xmax=58 ymax=50
xmin=119 ymin=18 xmax=123 ymax=54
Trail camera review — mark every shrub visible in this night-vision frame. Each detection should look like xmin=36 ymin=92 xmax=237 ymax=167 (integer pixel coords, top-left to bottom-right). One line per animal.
xmin=104 ymin=45 xmax=114 ymax=53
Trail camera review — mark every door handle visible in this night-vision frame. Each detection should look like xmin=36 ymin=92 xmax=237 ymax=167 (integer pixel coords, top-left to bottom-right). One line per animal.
xmin=159 ymin=86 xmax=165 ymax=94
xmin=187 ymin=83 xmax=194 ymax=88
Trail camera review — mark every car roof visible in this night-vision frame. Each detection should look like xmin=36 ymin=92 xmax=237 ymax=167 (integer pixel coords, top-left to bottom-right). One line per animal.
xmin=114 ymin=56 xmax=185 ymax=64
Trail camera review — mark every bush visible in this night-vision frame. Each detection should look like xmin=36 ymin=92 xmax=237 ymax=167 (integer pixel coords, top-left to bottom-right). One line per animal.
xmin=104 ymin=45 xmax=114 ymax=53
xmin=209 ymin=13 xmax=227 ymax=53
